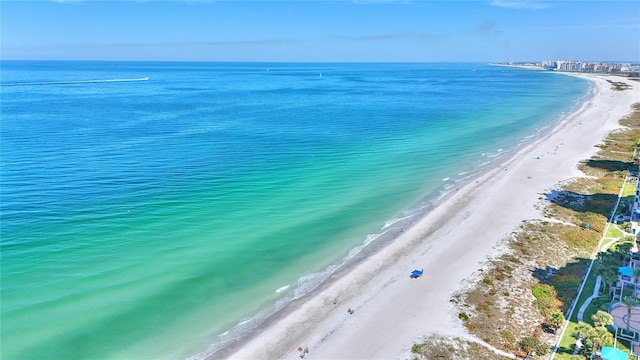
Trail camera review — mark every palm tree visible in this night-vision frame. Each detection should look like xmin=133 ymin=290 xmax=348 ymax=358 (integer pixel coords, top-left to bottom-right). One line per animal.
xmin=549 ymin=311 xmax=564 ymax=333
xmin=584 ymin=326 xmax=614 ymax=352
xmin=598 ymin=267 xmax=619 ymax=295
xmin=620 ymin=241 xmax=634 ymax=264
xmin=591 ymin=310 xmax=614 ymax=328
xmin=621 ymin=295 xmax=640 ymax=332
xmin=573 ymin=321 xmax=592 ymax=340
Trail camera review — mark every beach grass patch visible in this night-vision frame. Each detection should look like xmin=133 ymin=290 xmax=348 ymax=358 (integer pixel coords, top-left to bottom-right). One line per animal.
xmin=596 ymin=177 xmax=626 ymax=194
xmin=559 ymin=227 xmax=601 ymax=251
xmin=500 ymin=330 xmax=516 ymax=350
xmin=561 ymin=177 xmax=601 ymax=194
xmin=501 ymin=254 xmax=523 ymax=265
xmin=607 ymin=79 xmax=632 ymax=91
xmin=445 ymin=104 xmax=640 ymax=358
xmin=410 ymin=334 xmax=515 ymax=360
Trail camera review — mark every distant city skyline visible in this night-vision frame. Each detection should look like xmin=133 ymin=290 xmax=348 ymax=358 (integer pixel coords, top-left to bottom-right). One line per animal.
xmin=500 ymin=59 xmax=640 ymax=73
xmin=2 ymin=0 xmax=639 ymax=62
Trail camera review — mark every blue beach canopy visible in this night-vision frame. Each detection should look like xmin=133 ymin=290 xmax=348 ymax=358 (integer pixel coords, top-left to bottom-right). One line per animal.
xmin=619 ymin=267 xmax=633 ymax=277
xmin=600 ymin=346 xmax=628 ymax=360
xmin=411 ymin=270 xmax=423 ymax=276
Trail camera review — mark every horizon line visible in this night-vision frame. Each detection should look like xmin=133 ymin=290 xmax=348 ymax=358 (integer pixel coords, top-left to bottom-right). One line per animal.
xmin=3 ymin=59 xmax=640 ymax=64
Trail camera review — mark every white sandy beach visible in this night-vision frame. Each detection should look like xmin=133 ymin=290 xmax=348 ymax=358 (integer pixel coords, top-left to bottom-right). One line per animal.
xmin=221 ymin=74 xmax=640 ymax=360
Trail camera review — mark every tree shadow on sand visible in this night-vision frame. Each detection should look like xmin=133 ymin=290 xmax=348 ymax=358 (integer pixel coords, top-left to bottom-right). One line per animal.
xmin=585 ymin=159 xmax=636 ymax=173
xmin=544 ymin=190 xmax=619 ymax=219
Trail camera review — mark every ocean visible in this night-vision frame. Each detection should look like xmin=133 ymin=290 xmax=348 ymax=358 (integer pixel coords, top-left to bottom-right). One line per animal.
xmin=0 ymin=61 xmax=589 ymax=359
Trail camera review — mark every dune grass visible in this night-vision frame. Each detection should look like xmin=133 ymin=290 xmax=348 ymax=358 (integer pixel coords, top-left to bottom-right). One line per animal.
xmin=413 ymin=104 xmax=640 ymax=359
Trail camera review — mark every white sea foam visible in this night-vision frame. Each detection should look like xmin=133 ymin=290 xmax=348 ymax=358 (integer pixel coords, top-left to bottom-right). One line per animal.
xmin=437 ymin=189 xmax=453 ymax=201
xmin=381 ymin=215 xmax=413 ymax=229
xmin=293 ymin=264 xmax=341 ymax=299
xmin=275 ymin=285 xmax=290 ymax=293
xmin=363 ymin=233 xmax=380 ymax=246
xmin=197 ymin=292 xmax=298 ymax=360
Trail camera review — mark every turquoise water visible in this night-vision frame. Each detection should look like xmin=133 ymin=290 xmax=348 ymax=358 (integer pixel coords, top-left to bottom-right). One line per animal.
xmin=1 ymin=62 xmax=588 ymax=359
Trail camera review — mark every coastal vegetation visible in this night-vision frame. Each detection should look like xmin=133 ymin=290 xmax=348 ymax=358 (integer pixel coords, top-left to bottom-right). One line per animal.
xmin=411 ymin=102 xmax=640 ymax=359
xmin=410 ymin=334 xmax=512 ymax=360
xmin=607 ymin=79 xmax=633 ymax=91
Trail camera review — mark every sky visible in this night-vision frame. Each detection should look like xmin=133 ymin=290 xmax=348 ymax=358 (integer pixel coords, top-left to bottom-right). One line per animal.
xmin=1 ymin=0 xmax=639 ymax=62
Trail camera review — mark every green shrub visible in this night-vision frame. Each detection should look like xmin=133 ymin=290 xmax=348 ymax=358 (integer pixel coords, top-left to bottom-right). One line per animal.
xmin=600 ymin=302 xmax=612 ymax=311
xmin=532 ymin=284 xmax=563 ymax=317
xmin=532 ymin=284 xmax=556 ymax=299
xmin=518 ymin=337 xmax=549 ymax=356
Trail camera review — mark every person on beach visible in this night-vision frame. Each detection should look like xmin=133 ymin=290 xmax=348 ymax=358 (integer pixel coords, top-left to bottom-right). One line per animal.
xmin=298 ymin=345 xmax=309 ymax=358
xmin=347 ymin=308 xmax=354 ymax=315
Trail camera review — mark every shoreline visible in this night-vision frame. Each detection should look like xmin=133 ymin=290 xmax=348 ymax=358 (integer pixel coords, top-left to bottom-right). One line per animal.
xmin=490 ymin=62 xmax=547 ymax=71
xmin=210 ymin=74 xmax=639 ymax=360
